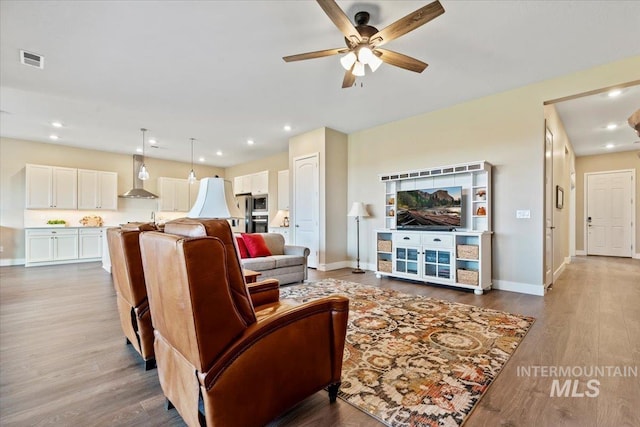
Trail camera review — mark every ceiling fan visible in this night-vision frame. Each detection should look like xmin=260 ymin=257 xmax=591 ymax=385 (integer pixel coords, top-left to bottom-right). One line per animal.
xmin=283 ymin=0 xmax=445 ymax=88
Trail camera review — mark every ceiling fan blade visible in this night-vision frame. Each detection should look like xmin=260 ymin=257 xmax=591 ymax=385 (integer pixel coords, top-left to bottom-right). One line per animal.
xmin=342 ymin=66 xmax=356 ymax=88
xmin=376 ymin=49 xmax=428 ymax=73
xmin=369 ymin=0 xmax=445 ymax=48
xmin=283 ymin=48 xmax=347 ymax=62
xmin=316 ymin=0 xmax=361 ymax=46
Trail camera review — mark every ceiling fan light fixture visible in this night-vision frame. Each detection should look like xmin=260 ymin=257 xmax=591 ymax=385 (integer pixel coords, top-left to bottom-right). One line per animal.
xmin=368 ymin=54 xmax=383 ymax=72
xmin=353 ymin=61 xmax=365 ymax=77
xmin=358 ymin=46 xmax=374 ymax=64
xmin=340 ymin=52 xmax=357 ymax=70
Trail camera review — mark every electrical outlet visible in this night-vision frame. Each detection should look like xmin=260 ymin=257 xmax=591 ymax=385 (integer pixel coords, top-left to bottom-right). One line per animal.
xmin=516 ymin=210 xmax=531 ymax=219
xmin=0 ymin=246 xmax=3 ymax=252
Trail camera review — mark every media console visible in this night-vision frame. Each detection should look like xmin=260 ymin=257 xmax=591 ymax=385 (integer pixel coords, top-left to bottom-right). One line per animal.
xmin=375 ymin=229 xmax=492 ymax=295
xmin=376 ymin=161 xmax=493 ymax=294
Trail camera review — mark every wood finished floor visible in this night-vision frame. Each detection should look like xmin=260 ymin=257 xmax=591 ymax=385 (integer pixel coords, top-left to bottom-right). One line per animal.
xmin=1 ymin=256 xmax=638 ymax=426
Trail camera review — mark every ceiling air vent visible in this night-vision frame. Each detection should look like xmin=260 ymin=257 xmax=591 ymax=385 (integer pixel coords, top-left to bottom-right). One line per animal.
xmin=20 ymin=50 xmax=44 ymax=69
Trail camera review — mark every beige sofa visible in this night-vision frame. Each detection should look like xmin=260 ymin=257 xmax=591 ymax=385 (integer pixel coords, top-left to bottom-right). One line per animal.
xmin=239 ymin=233 xmax=309 ymax=285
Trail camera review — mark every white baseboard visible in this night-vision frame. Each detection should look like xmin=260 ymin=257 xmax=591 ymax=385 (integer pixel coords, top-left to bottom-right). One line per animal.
xmin=493 ymin=280 xmax=546 ymax=296
xmin=575 ymin=250 xmax=587 ymax=256
xmin=553 ymin=260 xmax=567 ymax=282
xmin=564 ymin=256 xmax=572 ymax=265
xmin=318 ymin=261 xmax=352 ymax=271
xmin=634 ymin=253 xmax=640 ymax=260
xmin=0 ymin=258 xmax=25 ymax=267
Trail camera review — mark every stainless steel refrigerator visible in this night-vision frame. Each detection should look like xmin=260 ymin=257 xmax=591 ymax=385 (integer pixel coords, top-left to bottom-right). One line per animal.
xmin=232 ymin=194 xmax=268 ymax=234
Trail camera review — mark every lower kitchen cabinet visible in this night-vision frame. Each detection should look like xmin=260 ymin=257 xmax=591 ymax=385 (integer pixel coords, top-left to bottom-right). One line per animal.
xmin=25 ymin=227 xmax=103 ymax=267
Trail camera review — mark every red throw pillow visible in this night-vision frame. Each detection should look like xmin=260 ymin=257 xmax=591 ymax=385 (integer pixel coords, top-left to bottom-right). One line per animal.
xmin=235 ymin=236 xmax=250 ymax=259
xmin=241 ymin=233 xmax=272 ymax=258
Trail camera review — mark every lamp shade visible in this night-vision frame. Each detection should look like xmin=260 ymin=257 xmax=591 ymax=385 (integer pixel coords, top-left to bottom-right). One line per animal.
xmin=188 ymin=177 xmax=242 ymax=219
xmin=348 ymin=202 xmax=370 ymax=217
xmin=270 ymin=209 xmax=289 ymax=227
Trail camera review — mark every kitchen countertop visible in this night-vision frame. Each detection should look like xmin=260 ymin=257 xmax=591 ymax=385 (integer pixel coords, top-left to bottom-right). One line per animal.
xmin=24 ymin=225 xmax=117 ymax=229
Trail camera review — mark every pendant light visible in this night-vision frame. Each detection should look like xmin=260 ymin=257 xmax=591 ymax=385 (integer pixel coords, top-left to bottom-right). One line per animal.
xmin=187 ymin=137 xmax=197 ymax=184
xmin=138 ymin=128 xmax=149 ymax=180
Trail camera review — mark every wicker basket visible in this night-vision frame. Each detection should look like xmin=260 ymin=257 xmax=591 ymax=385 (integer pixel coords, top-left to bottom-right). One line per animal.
xmin=457 ymin=244 xmax=479 ymax=260
xmin=378 ymin=260 xmax=392 ymax=273
xmin=457 ymin=269 xmax=479 ymax=285
xmin=377 ymin=240 xmax=392 ymax=252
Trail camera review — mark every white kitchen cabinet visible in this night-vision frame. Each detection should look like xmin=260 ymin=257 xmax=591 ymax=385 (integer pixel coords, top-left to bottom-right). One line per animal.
xmin=277 ymin=169 xmax=289 ymax=210
xmin=158 ymin=177 xmax=191 ymax=212
xmin=77 ymin=169 xmax=118 ymax=210
xmin=251 ymin=171 xmax=269 ymax=195
xmin=79 ymin=228 xmax=103 ymax=259
xmin=234 ymin=171 xmax=269 ymax=195
xmin=25 ymin=228 xmax=79 ymax=266
xmin=26 ymin=164 xmax=77 ymax=209
xmin=234 ymin=175 xmax=252 ymax=195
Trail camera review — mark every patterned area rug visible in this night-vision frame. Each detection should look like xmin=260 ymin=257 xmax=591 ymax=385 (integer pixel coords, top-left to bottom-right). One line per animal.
xmin=280 ymin=279 xmax=535 ymax=427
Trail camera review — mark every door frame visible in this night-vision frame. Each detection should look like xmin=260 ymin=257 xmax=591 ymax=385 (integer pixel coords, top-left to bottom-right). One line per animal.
xmin=543 ymin=123 xmax=554 ymax=288
xmin=584 ymin=169 xmax=635 ymax=257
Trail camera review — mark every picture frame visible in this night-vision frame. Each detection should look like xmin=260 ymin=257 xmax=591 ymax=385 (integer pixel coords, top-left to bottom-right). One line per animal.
xmin=556 ymin=185 xmax=564 ymax=209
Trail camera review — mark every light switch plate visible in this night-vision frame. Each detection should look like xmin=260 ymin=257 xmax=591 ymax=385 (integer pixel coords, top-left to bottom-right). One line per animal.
xmin=516 ymin=210 xmax=531 ymax=219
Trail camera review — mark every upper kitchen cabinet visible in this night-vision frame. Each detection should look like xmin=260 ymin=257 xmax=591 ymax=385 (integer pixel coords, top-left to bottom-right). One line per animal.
xmin=277 ymin=170 xmax=289 ymax=210
xmin=77 ymin=169 xmax=118 ymax=210
xmin=234 ymin=170 xmax=269 ymax=195
xmin=251 ymin=170 xmax=269 ymax=195
xmin=26 ymin=164 xmax=77 ymax=209
xmin=158 ymin=177 xmax=191 ymax=212
xmin=233 ymin=175 xmax=252 ymax=195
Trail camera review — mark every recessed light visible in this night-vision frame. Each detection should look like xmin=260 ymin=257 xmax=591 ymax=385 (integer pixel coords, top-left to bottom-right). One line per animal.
xmin=136 ymin=148 xmax=143 ymax=153
xmin=606 ymin=123 xmax=617 ymax=130
xmin=605 ymin=143 xmax=615 ymax=149
xmin=607 ymin=89 xmax=622 ymax=98
xmin=199 ymin=157 xmax=205 ymax=162
xmin=247 ymin=139 xmax=255 ymax=145
xmin=148 ymin=138 xmax=157 ymax=145
xmin=283 ymin=125 xmax=292 ymax=132
xmin=216 ymin=150 xmax=223 ymax=156
xmin=49 ymin=134 xmax=59 ymax=140
xmin=51 ymin=121 xmax=63 ymax=128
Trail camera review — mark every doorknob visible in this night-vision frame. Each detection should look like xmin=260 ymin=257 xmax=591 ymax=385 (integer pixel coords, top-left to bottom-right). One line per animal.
xmin=295 ymin=224 xmax=299 ymax=227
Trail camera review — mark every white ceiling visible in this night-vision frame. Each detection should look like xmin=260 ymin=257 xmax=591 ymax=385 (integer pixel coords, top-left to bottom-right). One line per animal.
xmin=1 ymin=1 xmax=639 ymax=167
xmin=554 ymin=84 xmax=640 ymax=157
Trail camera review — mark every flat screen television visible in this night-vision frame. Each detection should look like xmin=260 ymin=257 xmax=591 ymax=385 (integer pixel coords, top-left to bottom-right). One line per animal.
xmin=396 ymin=186 xmax=462 ymax=230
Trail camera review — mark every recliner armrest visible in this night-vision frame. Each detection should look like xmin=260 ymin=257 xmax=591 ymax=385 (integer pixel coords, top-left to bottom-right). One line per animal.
xmin=247 ymin=279 xmax=280 ymax=307
xmin=283 ymin=245 xmax=310 ymax=257
xmin=200 ymin=295 xmax=349 ymax=390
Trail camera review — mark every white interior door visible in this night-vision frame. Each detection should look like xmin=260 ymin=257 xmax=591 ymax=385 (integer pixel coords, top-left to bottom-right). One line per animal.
xmin=544 ymin=126 xmax=554 ymax=287
xmin=293 ymin=154 xmax=319 ymax=268
xmin=586 ymin=170 xmax=633 ymax=257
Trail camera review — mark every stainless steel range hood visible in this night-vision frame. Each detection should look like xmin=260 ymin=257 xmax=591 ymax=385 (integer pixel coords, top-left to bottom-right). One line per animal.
xmin=119 ymin=155 xmax=158 ymax=199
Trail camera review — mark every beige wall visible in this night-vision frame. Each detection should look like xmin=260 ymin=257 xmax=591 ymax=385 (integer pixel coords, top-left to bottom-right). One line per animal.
xmin=347 ymin=56 xmax=640 ymax=293
xmin=289 ymin=127 xmax=348 ymax=269
xmin=324 ymin=128 xmax=348 ymax=265
xmin=575 ymin=151 xmax=640 ymax=254
xmin=0 ymin=137 xmax=224 ymax=264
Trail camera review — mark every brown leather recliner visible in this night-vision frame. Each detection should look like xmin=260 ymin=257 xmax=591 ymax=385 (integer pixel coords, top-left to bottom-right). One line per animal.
xmin=106 ymin=223 xmax=157 ymax=370
xmin=139 ymin=219 xmax=349 ymax=427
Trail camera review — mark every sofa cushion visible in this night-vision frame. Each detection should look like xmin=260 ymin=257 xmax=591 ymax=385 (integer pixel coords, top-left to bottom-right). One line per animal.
xmin=241 ymin=257 xmax=276 ymax=271
xmin=236 ymin=236 xmax=250 ymax=259
xmin=272 ymin=255 xmax=305 ymax=269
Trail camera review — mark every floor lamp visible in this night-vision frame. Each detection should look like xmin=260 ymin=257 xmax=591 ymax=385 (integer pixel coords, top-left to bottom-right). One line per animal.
xmin=348 ymin=202 xmax=370 ymax=274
